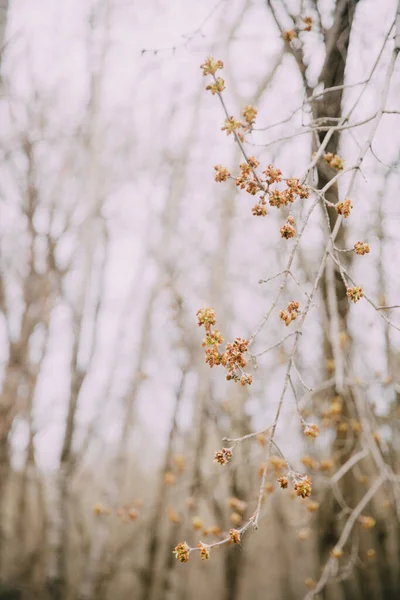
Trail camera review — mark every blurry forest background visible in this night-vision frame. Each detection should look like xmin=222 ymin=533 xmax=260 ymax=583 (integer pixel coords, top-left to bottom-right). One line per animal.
xmin=0 ymin=0 xmax=400 ymax=599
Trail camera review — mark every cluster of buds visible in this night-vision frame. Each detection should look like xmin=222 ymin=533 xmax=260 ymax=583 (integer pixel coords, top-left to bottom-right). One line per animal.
xmin=346 ymin=286 xmax=363 ymax=303
xmin=200 ymin=56 xmax=224 ymax=76
xmin=206 ymin=77 xmax=225 ymax=95
xmin=336 ymin=198 xmax=353 ymax=217
xmin=228 ymin=497 xmax=247 ymax=514
xmin=197 ymin=309 xmax=253 ymax=385
xmin=324 ymin=152 xmax=344 ymax=170
xmin=172 ymin=454 xmax=186 ymax=474
xmin=359 ymin=515 xmax=376 ymax=529
xmin=320 ymin=458 xmax=335 ymax=471
xmin=222 ymin=116 xmax=246 ymax=142
xmin=277 ymin=476 xmax=288 ymax=488
xmin=197 ymin=542 xmax=210 ymax=560
xmin=192 ymin=516 xmax=203 ymax=531
xmin=301 ymin=455 xmax=320 ymax=470
xmin=221 ymin=109 xmax=258 ymax=142
xmin=164 ymin=471 xmax=176 ymax=484
xmin=278 ymin=472 xmax=312 ymax=499
xmin=280 ymin=215 xmax=296 ymax=239
xmin=354 ymin=241 xmax=370 ymax=255
xmin=303 ymin=16 xmax=313 ymax=31
xmin=214 ymin=447 xmax=233 ymax=465
xmin=197 ymin=307 xmax=217 ymax=330
xmin=216 ymin=157 xmax=308 ymax=219
xmin=118 ymin=507 xmax=139 ymax=522
xmin=167 ymin=508 xmax=181 ymax=524
xmin=222 ymin=337 xmax=250 ymax=383
xmin=280 ymin=300 xmax=299 ymax=326
xmin=214 ymin=164 xmax=230 ymax=182
xmin=242 ymin=104 xmax=257 ymax=128
xmin=303 ymin=422 xmax=320 ymax=439
xmin=229 ymin=529 xmax=241 ymax=544
xmin=94 ymin=503 xmax=111 ymax=516
xmin=173 ymin=541 xmax=190 ymax=563
xmin=269 ymin=455 xmax=287 ymax=473
xmin=307 ymin=500 xmax=320 ymax=512
xmin=200 ymin=56 xmax=225 ymax=95
xmin=202 ymin=525 xmax=222 ymax=537
xmin=283 ymin=15 xmax=312 ymax=42
xmin=294 ymin=475 xmax=312 ymax=498
xmin=236 ymin=159 xmax=260 ymax=195
xmin=283 ymin=29 xmax=297 ymax=42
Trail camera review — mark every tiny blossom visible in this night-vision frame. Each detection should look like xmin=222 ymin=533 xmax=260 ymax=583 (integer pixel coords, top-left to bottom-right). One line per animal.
xmin=214 ymin=164 xmax=230 ymax=182
xmin=202 ymin=330 xmax=224 ymax=347
xmin=336 ymin=198 xmax=353 ymax=217
xmin=242 ymin=105 xmax=257 ymax=127
xmin=354 ymin=241 xmax=370 ymax=255
xmin=280 ymin=300 xmax=298 ymax=326
xmin=127 ymin=508 xmax=139 ymax=521
xmin=303 ymin=16 xmax=313 ymax=31
xmin=280 ymin=216 xmax=296 ymax=239
xmin=248 ymin=156 xmax=260 ymax=168
xmin=304 ymin=423 xmax=320 ymax=439
xmin=252 ymin=203 xmax=268 ymax=217
xmin=350 ymin=419 xmax=362 ymax=433
xmin=197 ymin=307 xmax=216 ymax=329
xmin=240 ymin=373 xmax=253 ymax=386
xmin=228 ymin=497 xmax=247 ymax=513
xmin=307 ymin=501 xmax=320 ymax=512
xmin=265 ymin=482 xmax=274 ymax=494
xmin=174 ymin=542 xmax=190 ymax=563
xmin=206 ymin=77 xmax=225 ymax=95
xmin=305 ymin=578 xmax=316 ymax=589
xmin=337 ymin=422 xmax=348 ymax=433
xmin=229 ymin=528 xmax=241 ymax=544
xmin=287 ymin=300 xmax=299 ymax=313
xmin=329 ymin=398 xmax=343 ymax=416
xmin=283 ymin=29 xmax=297 ymax=42
xmin=245 ymin=179 xmax=259 ymax=195
xmin=263 ymin=164 xmax=282 ymax=184
xmin=286 ymin=179 xmax=309 ymax=199
xmin=270 ymin=455 xmax=287 ymax=471
xmin=277 ymin=476 xmax=288 ymax=489
xmin=164 ymin=472 xmax=176 ymax=485
xmin=331 ymin=547 xmax=344 ymax=558
xmin=205 ymin=346 xmax=222 ymax=368
xmin=239 ymin=162 xmax=252 ymax=177
xmin=298 ymin=528 xmax=311 ymax=540
xmin=200 ymin=56 xmax=224 ymax=76
xmin=168 ymin=508 xmax=181 ymax=524
xmin=209 ymin=525 xmax=221 ymax=535
xmin=230 ymin=512 xmax=242 ymax=525
xmin=214 ymin=447 xmax=233 ymax=465
xmin=256 ymin=432 xmax=267 ymax=446
xmin=221 ymin=338 xmax=249 ymax=370
xmin=359 ymin=515 xmax=376 ymax=529
xmin=301 ymin=456 xmax=319 ymax=470
xmin=192 ymin=516 xmax=203 ymax=531
xmin=366 ymin=549 xmax=376 ymax=559
xmin=294 ymin=475 xmax=312 ymax=498
xmin=269 ymin=189 xmax=286 ymax=208
xmin=173 ymin=454 xmax=186 ymax=472
xmin=221 ymin=116 xmax=245 ymax=135
xmin=197 ymin=542 xmax=210 ymax=560
xmin=320 ymin=458 xmax=334 ymax=471
xmin=324 ymin=152 xmax=344 ymax=170
xmin=346 ymin=286 xmax=363 ymax=303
